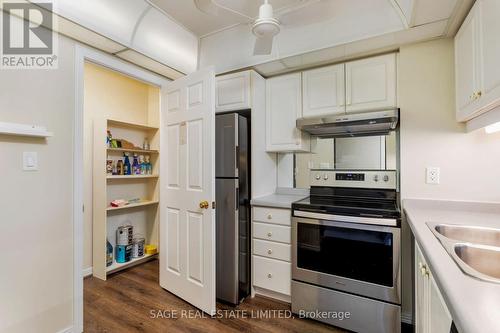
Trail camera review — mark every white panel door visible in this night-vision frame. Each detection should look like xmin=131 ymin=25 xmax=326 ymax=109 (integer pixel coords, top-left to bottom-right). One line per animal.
xmin=215 ymin=71 xmax=251 ymax=112
xmin=345 ymin=53 xmax=397 ymax=113
xmin=302 ymin=64 xmax=345 ymax=118
xmin=455 ymin=1 xmax=481 ymax=121
xmin=160 ymin=67 xmax=216 ymax=315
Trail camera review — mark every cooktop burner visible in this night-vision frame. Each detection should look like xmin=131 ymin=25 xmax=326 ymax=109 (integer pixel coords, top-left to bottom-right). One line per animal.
xmin=292 ymin=186 xmax=401 ymax=220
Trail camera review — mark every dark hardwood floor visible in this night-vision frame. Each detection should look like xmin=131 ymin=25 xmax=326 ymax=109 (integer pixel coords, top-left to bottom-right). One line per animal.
xmin=84 ymin=259 xmax=345 ymax=333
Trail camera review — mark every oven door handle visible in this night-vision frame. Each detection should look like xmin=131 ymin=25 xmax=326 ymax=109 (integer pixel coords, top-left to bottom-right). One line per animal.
xmin=293 ymin=211 xmax=399 ymax=228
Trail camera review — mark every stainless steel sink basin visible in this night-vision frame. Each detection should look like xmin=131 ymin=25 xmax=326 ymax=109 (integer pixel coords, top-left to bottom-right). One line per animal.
xmin=454 ymin=244 xmax=500 ymax=282
xmin=434 ymin=224 xmax=500 ymax=247
xmin=427 ymin=222 xmax=500 ymax=283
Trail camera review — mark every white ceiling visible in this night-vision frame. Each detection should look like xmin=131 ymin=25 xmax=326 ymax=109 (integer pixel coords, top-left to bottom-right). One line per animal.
xmin=149 ymin=0 xmax=352 ymax=37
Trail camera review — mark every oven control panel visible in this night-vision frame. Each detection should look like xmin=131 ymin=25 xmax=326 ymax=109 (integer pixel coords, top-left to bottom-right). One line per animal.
xmin=310 ymin=170 xmax=397 ymax=189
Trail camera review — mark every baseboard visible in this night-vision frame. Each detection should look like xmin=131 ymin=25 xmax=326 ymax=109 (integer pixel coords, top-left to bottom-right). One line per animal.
xmin=57 ymin=326 xmax=73 ymax=333
xmin=83 ymin=267 xmax=93 ymax=278
xmin=401 ymin=311 xmax=413 ymax=324
xmin=253 ymin=286 xmax=291 ymax=304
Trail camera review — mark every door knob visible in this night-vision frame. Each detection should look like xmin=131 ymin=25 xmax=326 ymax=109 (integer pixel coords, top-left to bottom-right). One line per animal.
xmin=199 ymin=200 xmax=209 ymax=209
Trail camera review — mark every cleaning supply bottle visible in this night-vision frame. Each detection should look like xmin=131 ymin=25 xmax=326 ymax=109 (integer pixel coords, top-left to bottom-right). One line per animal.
xmin=145 ymin=155 xmax=152 ymax=175
xmin=139 ymin=155 xmax=146 ymax=175
xmin=106 ymin=239 xmax=113 ymax=267
xmin=132 ymin=153 xmax=140 ymax=175
xmin=123 ymin=152 xmax=131 ymax=175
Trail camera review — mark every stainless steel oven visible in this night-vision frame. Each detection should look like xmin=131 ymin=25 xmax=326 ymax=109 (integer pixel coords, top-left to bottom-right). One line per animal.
xmin=292 ymin=215 xmax=401 ymax=304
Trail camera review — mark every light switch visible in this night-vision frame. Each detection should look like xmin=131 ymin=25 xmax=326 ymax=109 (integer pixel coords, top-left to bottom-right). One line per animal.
xmin=23 ymin=152 xmax=38 ymax=171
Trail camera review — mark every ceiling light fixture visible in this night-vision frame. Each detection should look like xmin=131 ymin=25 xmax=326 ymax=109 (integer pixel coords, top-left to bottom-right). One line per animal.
xmin=485 ymin=122 xmax=500 ymax=134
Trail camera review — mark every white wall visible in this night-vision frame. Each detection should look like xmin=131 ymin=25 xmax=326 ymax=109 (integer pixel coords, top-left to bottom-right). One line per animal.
xmin=0 ymin=34 xmax=75 ymax=333
xmin=399 ymin=39 xmax=500 ymax=202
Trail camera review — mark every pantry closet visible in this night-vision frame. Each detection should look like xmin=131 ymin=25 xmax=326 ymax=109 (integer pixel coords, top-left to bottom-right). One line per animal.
xmin=83 ymin=62 xmax=161 ymax=280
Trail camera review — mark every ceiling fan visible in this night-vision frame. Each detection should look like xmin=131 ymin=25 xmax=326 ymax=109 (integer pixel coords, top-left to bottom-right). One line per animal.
xmin=194 ymin=0 xmax=321 ymax=56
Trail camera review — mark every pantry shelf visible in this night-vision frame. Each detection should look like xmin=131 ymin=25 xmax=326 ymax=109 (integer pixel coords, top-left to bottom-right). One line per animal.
xmin=107 ymin=174 xmax=159 ymax=180
xmin=107 ymin=147 xmax=159 ymax=154
xmin=108 ymin=119 xmax=159 ymax=131
xmin=106 ymin=200 xmax=159 ymax=211
xmin=106 ymin=253 xmax=158 ymax=274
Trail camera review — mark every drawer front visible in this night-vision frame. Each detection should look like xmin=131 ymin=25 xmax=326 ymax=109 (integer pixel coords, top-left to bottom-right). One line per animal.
xmin=253 ymin=255 xmax=291 ymax=295
xmin=253 ymin=222 xmax=291 ymax=244
xmin=253 ymin=239 xmax=291 ymax=262
xmin=253 ymin=207 xmax=291 ymax=225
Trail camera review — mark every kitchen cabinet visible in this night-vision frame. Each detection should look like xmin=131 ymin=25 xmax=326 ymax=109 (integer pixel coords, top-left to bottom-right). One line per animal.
xmin=252 ymin=206 xmax=292 ymax=302
xmin=455 ymin=0 xmax=500 ymax=122
xmin=215 ymin=71 xmax=251 ymax=112
xmin=302 ymin=64 xmax=345 ymax=118
xmin=266 ymin=73 xmax=310 ymax=152
xmin=345 ymin=53 xmax=397 ymax=113
xmin=415 ymin=243 xmax=453 ymax=333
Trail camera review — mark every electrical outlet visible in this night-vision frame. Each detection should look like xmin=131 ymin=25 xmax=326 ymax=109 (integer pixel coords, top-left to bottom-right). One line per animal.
xmin=426 ymin=167 xmax=440 ymax=184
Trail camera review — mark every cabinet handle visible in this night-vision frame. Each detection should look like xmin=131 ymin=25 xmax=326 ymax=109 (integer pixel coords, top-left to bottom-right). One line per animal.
xmin=267 ymin=232 xmax=272 ymax=237
xmin=267 ymin=249 xmax=273 ymax=254
xmin=267 ymin=214 xmax=272 ymax=220
xmin=267 ymin=273 xmax=272 ymax=279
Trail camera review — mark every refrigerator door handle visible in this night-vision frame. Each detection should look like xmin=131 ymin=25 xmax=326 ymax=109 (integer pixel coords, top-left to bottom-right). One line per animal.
xmin=235 ymin=187 xmax=239 ymax=211
xmin=235 ymin=145 xmax=239 ymax=176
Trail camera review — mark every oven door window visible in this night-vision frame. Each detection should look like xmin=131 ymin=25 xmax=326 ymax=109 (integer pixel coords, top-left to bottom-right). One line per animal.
xmin=297 ymin=222 xmax=394 ymax=287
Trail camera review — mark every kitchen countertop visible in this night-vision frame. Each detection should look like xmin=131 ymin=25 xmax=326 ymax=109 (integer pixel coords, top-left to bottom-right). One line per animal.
xmin=404 ymin=199 xmax=500 ymax=333
xmin=251 ymin=188 xmax=308 ymax=209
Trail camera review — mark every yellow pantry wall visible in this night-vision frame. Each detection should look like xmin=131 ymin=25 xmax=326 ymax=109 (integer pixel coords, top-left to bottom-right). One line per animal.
xmin=398 ymin=38 xmax=500 ymax=319
xmin=0 ymin=35 xmax=75 ymax=333
xmin=83 ymin=62 xmax=159 ymax=271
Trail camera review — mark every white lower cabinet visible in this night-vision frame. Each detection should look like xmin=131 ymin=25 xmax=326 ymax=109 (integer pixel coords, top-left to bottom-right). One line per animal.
xmin=415 ymin=243 xmax=453 ymax=333
xmin=252 ymin=206 xmax=292 ymax=300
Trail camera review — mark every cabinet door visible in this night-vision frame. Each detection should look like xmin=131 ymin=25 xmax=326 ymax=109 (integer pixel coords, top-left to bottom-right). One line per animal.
xmin=302 ymin=64 xmax=345 ymax=118
xmin=215 ymin=71 xmax=251 ymax=112
xmin=266 ymin=73 xmax=310 ymax=152
xmin=415 ymin=244 xmax=429 ymax=333
xmin=455 ymin=1 xmax=481 ymax=121
xmin=478 ymin=0 xmax=500 ymax=109
xmin=345 ymin=53 xmax=396 ymax=113
xmin=429 ymin=274 xmax=453 ymax=333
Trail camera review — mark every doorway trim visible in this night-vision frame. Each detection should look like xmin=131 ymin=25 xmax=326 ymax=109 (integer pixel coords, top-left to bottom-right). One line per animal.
xmin=73 ymin=45 xmax=170 ymax=332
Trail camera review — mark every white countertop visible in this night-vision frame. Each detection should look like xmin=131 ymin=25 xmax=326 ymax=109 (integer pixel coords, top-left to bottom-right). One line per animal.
xmin=404 ymin=199 xmax=500 ymax=333
xmin=251 ymin=188 xmax=308 ymax=209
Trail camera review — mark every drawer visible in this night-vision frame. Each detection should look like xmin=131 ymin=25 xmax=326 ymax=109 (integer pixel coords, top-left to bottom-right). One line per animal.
xmin=253 ymin=222 xmax=291 ymax=244
xmin=253 ymin=239 xmax=291 ymax=262
xmin=253 ymin=255 xmax=291 ymax=296
xmin=253 ymin=206 xmax=291 ymax=225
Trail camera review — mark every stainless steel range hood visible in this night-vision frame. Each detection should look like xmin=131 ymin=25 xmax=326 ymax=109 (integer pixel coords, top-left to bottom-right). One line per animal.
xmin=296 ymin=109 xmax=399 ymax=138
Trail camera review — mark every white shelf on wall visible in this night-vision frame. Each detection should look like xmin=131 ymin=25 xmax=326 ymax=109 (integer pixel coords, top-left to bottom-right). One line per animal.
xmin=106 ymin=174 xmax=159 ymax=180
xmin=107 ymin=147 xmax=159 ymax=154
xmin=0 ymin=122 xmax=53 ymax=138
xmin=106 ymin=253 xmax=158 ymax=274
xmin=106 ymin=200 xmax=159 ymax=212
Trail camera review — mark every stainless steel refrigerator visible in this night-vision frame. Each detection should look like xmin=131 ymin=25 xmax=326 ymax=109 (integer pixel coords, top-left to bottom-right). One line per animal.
xmin=216 ymin=113 xmax=250 ymax=305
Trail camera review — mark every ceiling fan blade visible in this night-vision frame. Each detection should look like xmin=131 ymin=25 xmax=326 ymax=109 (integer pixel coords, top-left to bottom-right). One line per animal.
xmin=253 ymin=35 xmax=274 ymax=55
xmin=194 ymin=0 xmax=219 ymax=15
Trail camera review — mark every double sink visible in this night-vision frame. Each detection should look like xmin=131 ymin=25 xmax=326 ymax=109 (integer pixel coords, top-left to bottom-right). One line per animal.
xmin=427 ymin=223 xmax=500 ymax=283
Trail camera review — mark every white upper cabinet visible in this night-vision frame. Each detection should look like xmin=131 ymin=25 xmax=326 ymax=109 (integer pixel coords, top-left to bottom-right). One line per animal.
xmin=266 ymin=73 xmax=310 ymax=152
xmin=345 ymin=53 xmax=397 ymax=113
xmin=302 ymin=64 xmax=345 ymax=118
xmin=455 ymin=0 xmax=500 ymax=122
xmin=455 ymin=1 xmax=482 ymax=120
xmin=215 ymin=71 xmax=251 ymax=112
